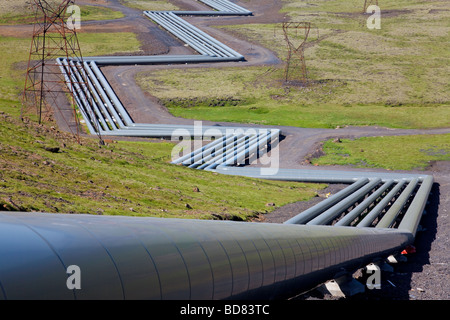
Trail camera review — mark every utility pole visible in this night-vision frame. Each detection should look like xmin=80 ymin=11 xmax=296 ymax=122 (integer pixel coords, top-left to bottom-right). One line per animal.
xmin=22 ymin=0 xmax=103 ymax=145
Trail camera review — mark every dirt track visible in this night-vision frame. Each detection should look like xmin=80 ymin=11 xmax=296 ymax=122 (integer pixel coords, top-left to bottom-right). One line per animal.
xmin=3 ymin=0 xmax=448 ymax=300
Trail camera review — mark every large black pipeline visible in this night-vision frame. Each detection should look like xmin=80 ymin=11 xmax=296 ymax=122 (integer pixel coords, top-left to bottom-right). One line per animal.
xmin=0 ymin=212 xmax=412 ymax=300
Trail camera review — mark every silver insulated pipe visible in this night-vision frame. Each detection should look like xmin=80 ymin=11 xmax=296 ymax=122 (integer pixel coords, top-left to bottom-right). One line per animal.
xmin=0 ymin=212 xmax=412 ymax=300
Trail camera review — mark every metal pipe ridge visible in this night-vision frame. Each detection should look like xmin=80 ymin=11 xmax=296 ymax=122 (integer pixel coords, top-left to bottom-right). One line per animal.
xmin=215 ymin=165 xmax=432 ymax=234
xmin=61 ymin=59 xmax=268 ymax=137
xmin=61 ymin=53 xmax=281 ymax=166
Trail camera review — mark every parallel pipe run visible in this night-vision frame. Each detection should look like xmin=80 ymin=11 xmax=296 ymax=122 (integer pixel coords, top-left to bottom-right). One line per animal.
xmin=89 ymin=61 xmax=133 ymax=127
xmin=82 ymin=55 xmax=245 ymax=65
xmin=215 ymin=166 xmax=432 ymax=232
xmin=64 ymin=59 xmax=258 ymax=136
xmin=172 ymin=134 xmax=232 ymax=165
xmin=144 ymin=11 xmax=244 ymax=59
xmin=174 ymin=11 xmax=252 ymax=16
xmin=284 ymin=178 xmax=370 ymax=225
xmin=68 ymin=60 xmax=109 ymax=132
xmin=212 ymin=129 xmax=278 ymax=170
xmin=306 ymin=178 xmax=382 ymax=226
xmin=173 ymin=128 xmax=279 ymax=170
xmin=57 ymin=59 xmax=99 ymax=134
xmin=82 ymin=62 xmax=119 ymax=130
xmin=57 ymin=1 xmax=254 ymax=140
xmin=146 ymin=12 xmax=219 ymax=56
xmin=61 ymin=56 xmax=280 ymax=166
xmin=199 ymin=135 xmax=258 ymax=170
xmin=221 ymin=130 xmax=276 ymax=168
xmin=189 ymin=134 xmax=248 ymax=169
xmin=376 ymin=178 xmax=419 ymax=229
xmin=335 ymin=179 xmax=395 ymax=227
xmin=0 ymin=212 xmax=413 ymax=300
xmin=356 ymin=180 xmax=407 ymax=228
xmin=74 ymin=61 xmax=113 ymax=131
xmin=177 ymin=0 xmax=252 ymax=15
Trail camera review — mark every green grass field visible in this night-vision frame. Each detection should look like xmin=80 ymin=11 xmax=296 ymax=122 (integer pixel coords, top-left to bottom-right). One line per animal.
xmin=136 ymin=0 xmax=449 ymax=129
xmin=137 ymin=66 xmax=450 ymax=128
xmin=311 ymin=134 xmax=450 ymax=170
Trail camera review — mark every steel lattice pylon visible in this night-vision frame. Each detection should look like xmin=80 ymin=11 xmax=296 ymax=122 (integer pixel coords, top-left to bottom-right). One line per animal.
xmin=281 ymin=21 xmax=312 ymax=85
xmin=21 ymin=0 xmax=101 ymax=143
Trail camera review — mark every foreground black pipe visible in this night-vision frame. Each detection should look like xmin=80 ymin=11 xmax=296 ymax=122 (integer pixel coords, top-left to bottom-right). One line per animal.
xmin=0 ymin=212 xmax=412 ymax=300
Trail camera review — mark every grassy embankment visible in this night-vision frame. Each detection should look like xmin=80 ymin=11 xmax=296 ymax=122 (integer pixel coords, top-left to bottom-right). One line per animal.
xmin=0 ymin=113 xmax=323 ymax=219
xmin=0 ymin=7 xmax=325 ymax=218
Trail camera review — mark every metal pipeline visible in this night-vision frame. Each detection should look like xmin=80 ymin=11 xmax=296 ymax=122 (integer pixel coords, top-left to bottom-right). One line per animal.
xmin=146 ymin=12 xmax=218 ymax=56
xmin=199 ymin=0 xmax=252 ymax=14
xmin=186 ymin=134 xmax=246 ymax=168
xmin=0 ymin=212 xmax=413 ymax=300
xmin=143 ymin=11 xmax=244 ymax=58
xmin=356 ymin=180 xmax=407 ymax=228
xmin=306 ymin=178 xmax=382 ymax=226
xmin=82 ymin=55 xmax=245 ymax=65
xmin=376 ymin=178 xmax=419 ymax=229
xmin=398 ymin=175 xmax=434 ymax=236
xmin=89 ymin=61 xmax=133 ymax=126
xmin=215 ymin=166 xmax=432 ymax=231
xmin=172 ymin=134 xmax=233 ymax=165
xmin=284 ymin=178 xmax=370 ymax=224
